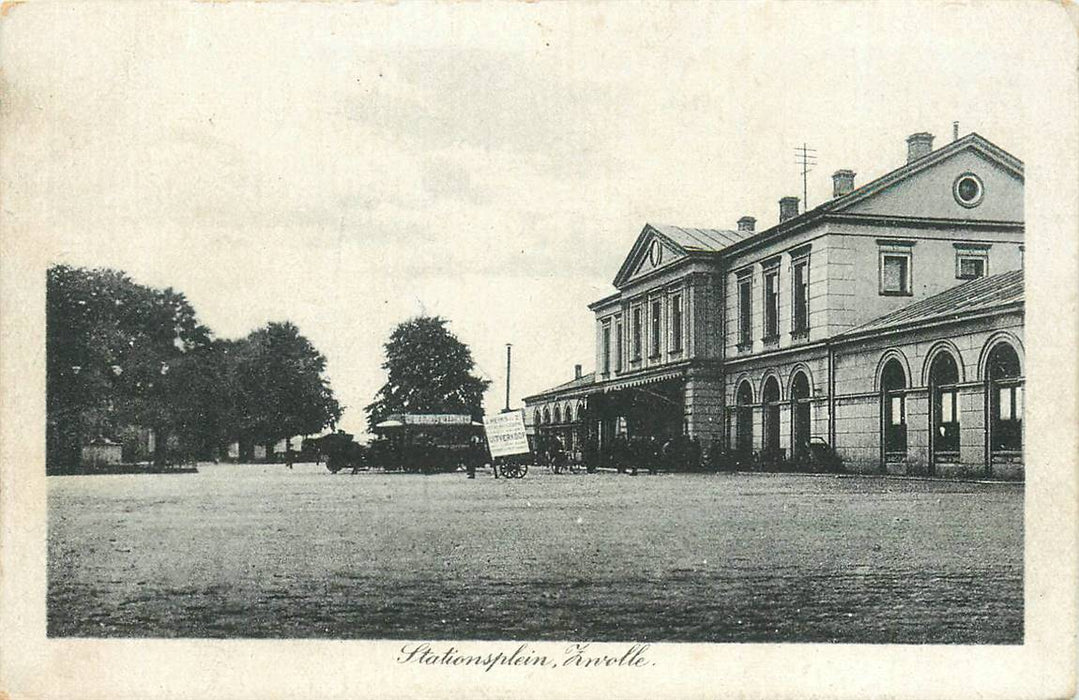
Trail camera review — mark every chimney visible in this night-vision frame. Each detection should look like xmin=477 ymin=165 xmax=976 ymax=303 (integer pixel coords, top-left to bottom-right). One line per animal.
xmin=779 ymin=196 xmax=800 ymax=222
xmin=906 ymin=132 xmax=934 ymax=163
xmin=953 ymin=121 xmax=959 ymax=141
xmin=737 ymin=216 xmax=756 ymax=233
xmin=832 ymin=169 xmax=856 ymax=198
xmin=574 ymin=364 xmax=582 ymax=379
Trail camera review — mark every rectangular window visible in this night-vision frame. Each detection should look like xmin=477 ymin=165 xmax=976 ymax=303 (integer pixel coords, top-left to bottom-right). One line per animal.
xmin=992 ymin=383 xmax=1022 ymax=452
xmin=999 ymin=386 xmax=1024 ymax=420
xmin=650 ymin=301 xmax=662 ymax=356
xmin=615 ymin=322 xmax=623 ymax=372
xmin=792 ymin=260 xmax=809 ymax=334
xmin=601 ymin=324 xmax=611 ymax=375
xmin=954 ymin=243 xmax=990 ymax=280
xmin=881 ymin=254 xmax=910 ymax=295
xmin=958 ymin=255 xmax=986 ymax=280
xmin=738 ymin=277 xmax=752 ymax=348
xmin=940 ymin=391 xmax=954 ymax=423
xmin=632 ymin=308 xmax=642 ymax=360
xmin=671 ymin=295 xmax=683 ymax=352
xmin=998 ymin=387 xmax=1012 ymax=420
xmin=763 ymin=268 xmax=779 ymax=340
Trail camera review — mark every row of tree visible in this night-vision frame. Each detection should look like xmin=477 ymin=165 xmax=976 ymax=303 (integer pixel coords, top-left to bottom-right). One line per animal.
xmin=46 ymin=265 xmax=342 ymax=470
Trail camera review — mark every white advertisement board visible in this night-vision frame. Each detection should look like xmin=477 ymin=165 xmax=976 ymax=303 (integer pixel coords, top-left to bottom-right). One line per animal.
xmin=401 ymin=414 xmax=472 ymax=425
xmin=483 ymin=410 xmax=531 ymax=458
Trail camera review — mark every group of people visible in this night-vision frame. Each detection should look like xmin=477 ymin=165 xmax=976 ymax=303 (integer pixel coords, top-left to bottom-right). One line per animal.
xmin=528 ymin=433 xmax=706 ymax=475
xmin=601 ymin=434 xmax=704 ymax=475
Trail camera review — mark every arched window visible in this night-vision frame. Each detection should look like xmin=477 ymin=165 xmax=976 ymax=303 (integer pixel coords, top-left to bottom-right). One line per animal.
xmin=987 ymin=343 xmax=1022 ymax=453
xmin=553 ymin=406 xmax=562 ymax=424
xmin=930 ymin=352 xmax=960 ymax=463
xmin=543 ymin=408 xmax=551 ymax=425
xmin=761 ymin=376 xmax=781 ymax=459
xmin=790 ymin=371 xmax=811 ymax=462
xmin=575 ymin=401 xmax=586 ymax=423
xmin=881 ymin=358 xmax=908 ymax=461
xmin=533 ymin=410 xmax=541 ymax=427
xmin=736 ymin=381 xmax=754 ymax=456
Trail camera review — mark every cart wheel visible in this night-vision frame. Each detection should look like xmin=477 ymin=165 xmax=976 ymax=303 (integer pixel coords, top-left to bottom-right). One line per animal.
xmin=516 ymin=464 xmax=529 ymax=478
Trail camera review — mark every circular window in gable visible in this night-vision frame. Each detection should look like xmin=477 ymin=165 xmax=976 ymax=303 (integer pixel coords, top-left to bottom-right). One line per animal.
xmin=953 ymin=172 xmax=985 ymax=208
xmin=648 ymin=239 xmax=663 ymax=267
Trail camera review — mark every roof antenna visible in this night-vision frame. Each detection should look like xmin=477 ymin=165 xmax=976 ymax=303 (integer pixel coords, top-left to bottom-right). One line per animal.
xmin=794 ymin=143 xmax=817 ymax=211
xmin=953 ymin=121 xmax=959 ymax=141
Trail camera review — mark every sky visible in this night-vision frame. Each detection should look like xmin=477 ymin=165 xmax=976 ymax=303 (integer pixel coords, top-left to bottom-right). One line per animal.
xmin=2 ymin=1 xmax=1072 ymax=437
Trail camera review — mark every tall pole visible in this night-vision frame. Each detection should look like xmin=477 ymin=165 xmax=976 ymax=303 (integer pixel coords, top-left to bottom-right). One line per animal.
xmin=504 ymin=343 xmax=512 ymax=413
xmin=794 ymin=143 xmax=817 ymax=211
xmin=802 ymin=142 xmax=808 ymax=207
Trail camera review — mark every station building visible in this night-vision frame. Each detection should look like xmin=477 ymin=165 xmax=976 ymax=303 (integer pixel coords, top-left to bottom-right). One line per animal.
xmin=523 ymin=130 xmax=1025 ymax=479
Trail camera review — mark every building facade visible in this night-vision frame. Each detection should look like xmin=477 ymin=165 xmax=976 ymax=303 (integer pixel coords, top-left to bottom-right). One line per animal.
xmin=524 ymin=131 xmax=1025 ymax=479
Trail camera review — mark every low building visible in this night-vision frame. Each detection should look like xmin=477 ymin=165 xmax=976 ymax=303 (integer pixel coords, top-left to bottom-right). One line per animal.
xmin=524 ymin=129 xmax=1024 ymax=479
xmin=81 ymin=437 xmax=122 ymax=468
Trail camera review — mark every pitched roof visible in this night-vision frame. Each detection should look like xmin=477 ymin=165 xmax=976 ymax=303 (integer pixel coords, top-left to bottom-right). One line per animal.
xmin=610 ymin=223 xmax=753 ymax=289
xmin=841 ymin=269 xmax=1024 ymax=337
xmin=522 ymin=372 xmax=596 ymax=402
xmin=649 ymin=224 xmax=752 ymax=251
xmin=722 ymin=132 xmax=1024 ymax=257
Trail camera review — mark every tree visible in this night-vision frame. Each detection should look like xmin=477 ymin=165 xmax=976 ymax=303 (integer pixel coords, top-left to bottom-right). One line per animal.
xmin=46 ymin=265 xmax=342 ymax=469
xmin=46 ymin=265 xmax=213 ymax=469
xmin=366 ymin=316 xmax=491 ymax=430
xmin=232 ymin=321 xmax=342 ymax=450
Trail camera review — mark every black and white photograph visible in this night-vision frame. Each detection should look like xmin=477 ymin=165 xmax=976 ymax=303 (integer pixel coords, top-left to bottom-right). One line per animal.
xmin=1 ymin=2 xmax=1076 ymax=699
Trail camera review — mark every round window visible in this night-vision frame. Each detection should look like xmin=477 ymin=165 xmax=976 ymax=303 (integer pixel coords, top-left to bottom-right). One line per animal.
xmin=648 ymin=240 xmax=663 ymax=266
xmin=953 ymin=172 xmax=985 ymax=208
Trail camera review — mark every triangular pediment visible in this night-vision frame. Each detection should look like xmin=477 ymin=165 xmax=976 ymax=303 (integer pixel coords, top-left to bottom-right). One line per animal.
xmin=612 ymin=224 xmax=688 ymax=288
xmin=834 ymin=134 xmax=1024 ymax=222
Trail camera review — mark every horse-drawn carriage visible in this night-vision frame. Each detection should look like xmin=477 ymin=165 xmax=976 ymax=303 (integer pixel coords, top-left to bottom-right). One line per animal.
xmin=311 ymin=431 xmax=368 ymax=473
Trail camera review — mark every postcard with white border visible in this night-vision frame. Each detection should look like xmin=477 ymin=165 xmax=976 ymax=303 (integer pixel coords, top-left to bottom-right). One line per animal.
xmin=1 ymin=2 xmax=1076 ymax=699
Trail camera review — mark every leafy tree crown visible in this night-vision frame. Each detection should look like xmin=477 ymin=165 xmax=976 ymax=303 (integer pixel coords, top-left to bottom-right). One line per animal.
xmin=366 ymin=316 xmax=490 ymax=430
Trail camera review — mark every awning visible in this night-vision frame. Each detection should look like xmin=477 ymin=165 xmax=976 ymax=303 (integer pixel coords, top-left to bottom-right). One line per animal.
xmin=598 ymin=369 xmax=685 ymax=393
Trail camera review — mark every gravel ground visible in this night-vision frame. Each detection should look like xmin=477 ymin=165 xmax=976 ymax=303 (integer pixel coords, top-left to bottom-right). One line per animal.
xmin=48 ymin=463 xmax=1023 ymax=643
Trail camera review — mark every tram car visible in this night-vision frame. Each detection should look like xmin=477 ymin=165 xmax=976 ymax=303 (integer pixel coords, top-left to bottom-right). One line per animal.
xmin=370 ymin=414 xmax=487 ymax=474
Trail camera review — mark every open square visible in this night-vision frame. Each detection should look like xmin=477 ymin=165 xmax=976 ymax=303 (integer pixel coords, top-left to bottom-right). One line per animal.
xmin=48 ymin=465 xmax=1022 ymax=643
